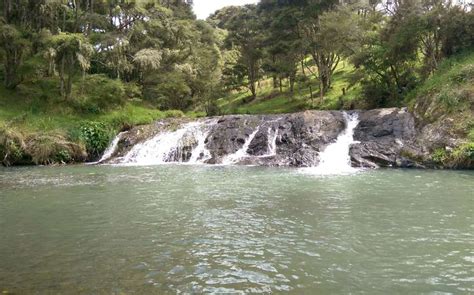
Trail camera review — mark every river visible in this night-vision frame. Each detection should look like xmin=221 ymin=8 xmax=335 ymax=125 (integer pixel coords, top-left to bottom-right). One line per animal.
xmin=0 ymin=165 xmax=472 ymax=293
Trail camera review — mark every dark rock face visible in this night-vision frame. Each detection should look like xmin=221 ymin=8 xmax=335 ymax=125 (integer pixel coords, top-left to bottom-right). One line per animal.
xmin=349 ymin=108 xmax=423 ymax=168
xmin=204 ymin=111 xmax=346 ymax=166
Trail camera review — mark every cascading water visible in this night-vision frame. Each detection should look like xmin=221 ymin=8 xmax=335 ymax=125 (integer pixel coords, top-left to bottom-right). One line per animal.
xmin=188 ymin=120 xmax=216 ymax=164
xmin=222 ymin=128 xmax=260 ymax=165
xmin=302 ymin=112 xmax=360 ymax=175
xmin=106 ymin=112 xmax=360 ymax=169
xmin=266 ymin=127 xmax=279 ymax=157
xmin=88 ymin=132 xmax=125 ymax=165
xmin=119 ymin=121 xmax=215 ymax=166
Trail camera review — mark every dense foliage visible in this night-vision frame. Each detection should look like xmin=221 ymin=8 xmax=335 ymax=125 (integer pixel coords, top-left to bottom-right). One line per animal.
xmin=211 ymin=0 xmax=473 ymax=108
xmin=0 ymin=0 xmax=223 ymax=114
xmin=0 ymin=0 xmax=472 ymax=114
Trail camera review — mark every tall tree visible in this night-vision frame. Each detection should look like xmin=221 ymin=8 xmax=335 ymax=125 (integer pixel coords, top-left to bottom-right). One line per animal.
xmin=226 ymin=5 xmax=263 ymax=99
xmin=50 ymin=33 xmax=93 ymax=100
xmin=0 ymin=24 xmax=30 ymax=89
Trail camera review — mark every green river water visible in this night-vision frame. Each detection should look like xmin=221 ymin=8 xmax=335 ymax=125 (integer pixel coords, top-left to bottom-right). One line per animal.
xmin=0 ymin=165 xmax=473 ymax=294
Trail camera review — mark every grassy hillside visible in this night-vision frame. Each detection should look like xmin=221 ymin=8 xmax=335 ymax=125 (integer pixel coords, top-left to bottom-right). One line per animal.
xmin=0 ymin=81 xmax=185 ymax=166
xmin=218 ymin=62 xmax=362 ymax=115
xmin=407 ymin=51 xmax=474 ymax=168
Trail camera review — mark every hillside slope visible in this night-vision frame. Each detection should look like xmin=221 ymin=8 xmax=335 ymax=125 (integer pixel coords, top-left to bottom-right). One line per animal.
xmin=408 ymin=52 xmax=474 ymax=168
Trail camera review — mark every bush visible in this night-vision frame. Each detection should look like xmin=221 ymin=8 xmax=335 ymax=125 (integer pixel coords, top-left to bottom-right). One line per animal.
xmin=0 ymin=126 xmax=26 ymax=166
xmin=25 ymin=134 xmax=87 ymax=165
xmin=431 ymin=143 xmax=474 ymax=169
xmin=79 ymin=121 xmax=113 ymax=159
xmin=74 ymin=74 xmax=126 ymax=113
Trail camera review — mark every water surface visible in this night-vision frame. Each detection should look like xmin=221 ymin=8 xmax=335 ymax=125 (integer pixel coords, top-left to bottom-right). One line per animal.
xmin=0 ymin=166 xmax=473 ymax=293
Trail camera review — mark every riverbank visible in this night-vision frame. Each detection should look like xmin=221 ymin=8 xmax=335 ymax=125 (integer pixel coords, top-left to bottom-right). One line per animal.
xmin=1 ymin=53 xmax=472 ymax=168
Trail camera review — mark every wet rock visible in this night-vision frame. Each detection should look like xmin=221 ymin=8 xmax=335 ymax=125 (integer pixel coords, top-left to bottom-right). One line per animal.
xmin=107 ymin=107 xmax=469 ymax=169
xmin=350 ymin=108 xmax=421 ymax=168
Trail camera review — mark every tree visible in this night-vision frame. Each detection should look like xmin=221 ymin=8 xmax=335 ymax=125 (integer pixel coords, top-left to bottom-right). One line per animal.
xmin=302 ymin=4 xmax=360 ymax=102
xmin=133 ymin=48 xmax=162 ymax=98
xmin=351 ymin=1 xmax=421 ymax=106
xmin=50 ymin=33 xmax=93 ymax=100
xmin=0 ymin=24 xmax=30 ymax=89
xmin=226 ymin=5 xmax=263 ymax=99
xmin=260 ymin=1 xmax=304 ymax=96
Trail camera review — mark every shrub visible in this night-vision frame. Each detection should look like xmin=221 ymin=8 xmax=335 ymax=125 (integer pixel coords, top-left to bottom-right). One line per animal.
xmin=431 ymin=148 xmax=447 ymax=164
xmin=75 ymin=74 xmax=125 ymax=113
xmin=0 ymin=126 xmax=26 ymax=166
xmin=431 ymin=144 xmax=474 ymax=169
xmin=79 ymin=121 xmax=113 ymax=159
xmin=25 ymin=134 xmax=86 ymax=165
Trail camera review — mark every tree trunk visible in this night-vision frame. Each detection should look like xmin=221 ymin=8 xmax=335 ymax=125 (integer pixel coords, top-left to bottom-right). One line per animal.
xmin=60 ymin=57 xmax=65 ymax=99
xmin=3 ymin=0 xmax=11 ymax=22
xmin=4 ymin=48 xmax=21 ymax=89
xmin=289 ymin=73 xmax=296 ymax=95
xmin=272 ymin=76 xmax=278 ymax=89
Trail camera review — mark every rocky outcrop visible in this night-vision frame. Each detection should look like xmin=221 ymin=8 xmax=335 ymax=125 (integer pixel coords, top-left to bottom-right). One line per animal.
xmin=349 ymin=108 xmax=424 ymax=168
xmin=110 ymin=111 xmax=346 ymax=167
xmin=204 ymin=111 xmax=345 ymax=166
xmin=106 ymin=107 xmax=472 ymax=169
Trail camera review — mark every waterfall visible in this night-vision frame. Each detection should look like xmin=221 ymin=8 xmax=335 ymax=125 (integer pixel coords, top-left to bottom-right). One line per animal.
xmin=89 ymin=132 xmax=125 ymax=165
xmin=302 ymin=112 xmax=360 ymax=175
xmin=188 ymin=120 xmax=216 ymax=164
xmin=120 ymin=121 xmax=214 ymax=166
xmin=222 ymin=128 xmax=260 ymax=164
xmin=110 ymin=112 xmax=361 ymax=169
xmin=266 ymin=127 xmax=279 ymax=157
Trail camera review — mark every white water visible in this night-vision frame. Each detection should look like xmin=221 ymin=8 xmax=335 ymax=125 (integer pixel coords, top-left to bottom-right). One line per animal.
xmin=188 ymin=120 xmax=216 ymax=164
xmin=254 ymin=127 xmax=279 ymax=158
xmin=112 ymin=113 xmax=359 ymax=171
xmin=301 ymin=112 xmax=360 ymax=175
xmin=267 ymin=127 xmax=279 ymax=157
xmin=120 ymin=121 xmax=214 ymax=166
xmin=98 ymin=132 xmax=125 ymax=163
xmin=222 ymin=128 xmax=260 ymax=165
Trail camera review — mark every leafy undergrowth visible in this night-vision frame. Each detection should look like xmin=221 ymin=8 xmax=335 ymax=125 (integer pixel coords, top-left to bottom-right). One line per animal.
xmin=408 ymin=51 xmax=474 ymax=124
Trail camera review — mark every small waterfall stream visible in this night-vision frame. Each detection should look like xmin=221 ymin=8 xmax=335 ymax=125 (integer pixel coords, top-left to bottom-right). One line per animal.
xmin=302 ymin=112 xmax=360 ymax=175
xmin=120 ymin=121 xmax=215 ymax=165
xmin=222 ymin=128 xmax=260 ymax=165
xmin=98 ymin=132 xmax=125 ymax=163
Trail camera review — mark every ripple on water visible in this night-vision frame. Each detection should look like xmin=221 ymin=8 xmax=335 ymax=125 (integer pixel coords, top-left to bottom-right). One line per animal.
xmin=0 ymin=166 xmax=473 ymax=294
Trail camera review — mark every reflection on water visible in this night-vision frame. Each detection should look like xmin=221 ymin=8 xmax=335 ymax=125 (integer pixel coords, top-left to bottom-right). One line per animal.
xmin=0 ymin=166 xmax=473 ymax=293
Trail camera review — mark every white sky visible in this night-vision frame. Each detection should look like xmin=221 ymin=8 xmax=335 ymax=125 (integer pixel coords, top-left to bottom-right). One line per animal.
xmin=193 ymin=0 xmax=260 ymax=19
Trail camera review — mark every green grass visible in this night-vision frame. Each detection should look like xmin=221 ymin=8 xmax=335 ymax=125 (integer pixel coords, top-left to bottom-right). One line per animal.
xmin=217 ymin=61 xmax=362 ymax=115
xmin=406 ymin=51 xmax=474 ymax=126
xmin=0 ymin=85 xmax=177 ymax=135
xmin=0 ymin=81 xmax=186 ymax=165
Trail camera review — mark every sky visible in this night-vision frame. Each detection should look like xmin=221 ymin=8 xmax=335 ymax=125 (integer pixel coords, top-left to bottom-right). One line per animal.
xmin=193 ymin=0 xmax=259 ymax=19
